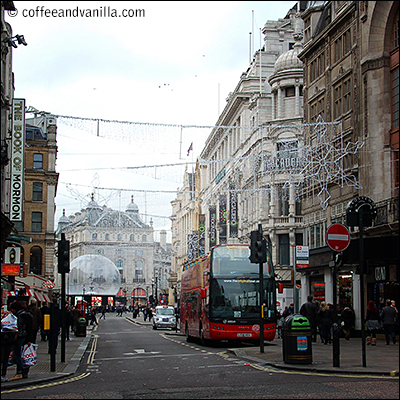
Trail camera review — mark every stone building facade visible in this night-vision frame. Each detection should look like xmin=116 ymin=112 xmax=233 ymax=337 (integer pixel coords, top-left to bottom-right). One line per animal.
xmin=297 ymin=1 xmax=399 ymax=327
xmin=170 ymin=3 xmax=308 ymax=309
xmin=57 ymin=196 xmax=171 ymax=306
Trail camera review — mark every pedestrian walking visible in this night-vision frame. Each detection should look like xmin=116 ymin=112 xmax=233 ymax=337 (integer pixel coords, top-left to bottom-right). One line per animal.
xmin=99 ymin=306 xmax=106 ymax=320
xmin=300 ymin=295 xmax=319 ymax=342
xmin=1 ymin=304 xmax=16 ymax=382
xmin=381 ymin=298 xmax=398 ymax=345
xmin=147 ymin=307 xmax=153 ymax=322
xmin=64 ymin=305 xmax=74 ymax=340
xmin=90 ymin=307 xmax=98 ymax=326
xmin=71 ymin=306 xmax=81 ymax=333
xmin=366 ymin=300 xmax=380 ymax=346
xmin=143 ymin=307 xmax=148 ymax=322
xmin=283 ymin=302 xmax=295 ymax=318
xmin=340 ymin=306 xmax=356 ymax=340
xmin=318 ymin=301 xmax=333 ymax=345
xmin=8 ymin=300 xmax=34 ymax=381
xmin=276 ymin=312 xmax=284 ymax=339
xmin=29 ymin=299 xmax=42 ymax=344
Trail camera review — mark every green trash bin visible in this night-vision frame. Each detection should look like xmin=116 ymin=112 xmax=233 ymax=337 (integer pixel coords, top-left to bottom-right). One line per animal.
xmin=282 ymin=314 xmax=312 ymax=364
xmin=75 ymin=317 xmax=87 ymax=337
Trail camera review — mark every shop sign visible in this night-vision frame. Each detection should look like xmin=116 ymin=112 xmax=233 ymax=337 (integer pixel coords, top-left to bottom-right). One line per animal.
xmin=1 ymin=264 xmax=20 ymax=276
xmin=374 ymin=266 xmax=386 ymax=281
xmin=10 ymin=98 xmax=25 ymax=222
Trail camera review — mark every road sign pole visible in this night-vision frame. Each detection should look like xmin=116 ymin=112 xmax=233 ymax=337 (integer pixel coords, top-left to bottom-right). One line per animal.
xmin=359 ymin=208 xmax=366 ymax=368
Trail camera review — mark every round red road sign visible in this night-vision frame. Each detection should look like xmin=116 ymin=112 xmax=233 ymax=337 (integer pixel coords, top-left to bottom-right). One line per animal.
xmin=326 ymin=223 xmax=350 ymax=252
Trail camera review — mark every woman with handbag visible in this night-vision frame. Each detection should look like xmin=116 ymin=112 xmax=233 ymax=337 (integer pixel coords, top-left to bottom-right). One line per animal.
xmin=8 ymin=301 xmax=34 ymax=381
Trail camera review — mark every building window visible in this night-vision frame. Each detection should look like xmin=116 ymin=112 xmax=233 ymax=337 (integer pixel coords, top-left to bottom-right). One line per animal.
xmin=105 ymin=233 xmax=110 ymax=241
xmin=32 ymin=182 xmax=43 ymax=201
xmin=30 ymin=246 xmax=42 ymax=275
xmin=130 ymin=234 xmax=135 ymax=242
xmin=92 ymin=233 xmax=97 ymax=240
xmin=135 ymin=260 xmax=143 ymax=279
xmin=277 ymin=185 xmax=289 ymax=216
xmin=310 ymin=52 xmax=325 ymax=82
xmin=285 ymin=86 xmax=295 ymax=97
xmin=333 ymin=28 xmax=352 ymax=63
xmin=278 ymin=234 xmax=290 ymax=265
xmin=142 ymin=235 xmax=147 ymax=242
xmin=31 ymin=212 xmax=42 ymax=232
xmin=117 ymin=234 xmax=122 ymax=241
xmin=33 ymin=153 xmax=43 ymax=169
xmin=304 ymin=16 xmax=311 ymax=42
xmin=310 ymin=95 xmax=325 ymax=123
xmin=334 ymin=77 xmax=351 ymax=119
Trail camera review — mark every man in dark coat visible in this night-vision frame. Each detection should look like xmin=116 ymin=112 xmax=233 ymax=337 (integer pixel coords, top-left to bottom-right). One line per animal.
xmin=381 ymin=298 xmax=398 ymax=345
xmin=300 ymin=295 xmax=319 ymax=342
xmin=29 ymin=299 xmax=42 ymax=344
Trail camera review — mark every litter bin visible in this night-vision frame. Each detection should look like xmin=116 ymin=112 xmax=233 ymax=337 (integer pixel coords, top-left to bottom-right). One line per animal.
xmin=75 ymin=317 xmax=87 ymax=337
xmin=282 ymin=314 xmax=312 ymax=364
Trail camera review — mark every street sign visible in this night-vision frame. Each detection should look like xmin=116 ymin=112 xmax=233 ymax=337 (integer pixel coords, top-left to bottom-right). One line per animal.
xmin=295 ymin=245 xmax=309 ymax=269
xmin=326 ymin=223 xmax=350 ymax=252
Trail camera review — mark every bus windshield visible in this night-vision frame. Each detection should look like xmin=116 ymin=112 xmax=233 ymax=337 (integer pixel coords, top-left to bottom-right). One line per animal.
xmin=211 ymin=245 xmax=273 ymax=277
xmin=209 ymin=277 xmax=275 ymax=321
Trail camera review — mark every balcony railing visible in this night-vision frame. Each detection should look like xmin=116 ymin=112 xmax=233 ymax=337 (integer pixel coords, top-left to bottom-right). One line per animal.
xmin=374 ymin=196 xmax=399 ymax=227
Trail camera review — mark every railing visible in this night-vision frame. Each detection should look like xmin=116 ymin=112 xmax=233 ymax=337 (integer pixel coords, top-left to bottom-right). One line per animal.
xmin=374 ymin=196 xmax=399 ymax=227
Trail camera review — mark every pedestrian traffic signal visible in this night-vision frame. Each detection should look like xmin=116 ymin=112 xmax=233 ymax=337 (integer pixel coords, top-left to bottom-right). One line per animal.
xmin=58 ymin=236 xmax=70 ymax=274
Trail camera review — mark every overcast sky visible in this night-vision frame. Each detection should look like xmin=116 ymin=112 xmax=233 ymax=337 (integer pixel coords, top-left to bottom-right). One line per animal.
xmin=7 ymin=1 xmax=295 ymax=241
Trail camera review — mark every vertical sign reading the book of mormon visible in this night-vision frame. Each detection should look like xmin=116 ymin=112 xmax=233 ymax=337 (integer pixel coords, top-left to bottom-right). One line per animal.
xmin=10 ymin=99 xmax=25 ymax=221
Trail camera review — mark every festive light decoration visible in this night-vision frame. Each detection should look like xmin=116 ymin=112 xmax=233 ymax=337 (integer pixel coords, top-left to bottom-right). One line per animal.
xmin=54 ymin=113 xmax=366 ymax=260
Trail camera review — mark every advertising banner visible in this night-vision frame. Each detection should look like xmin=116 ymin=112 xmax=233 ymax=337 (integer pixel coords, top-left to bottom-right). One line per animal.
xmin=10 ymin=99 xmax=25 ymax=222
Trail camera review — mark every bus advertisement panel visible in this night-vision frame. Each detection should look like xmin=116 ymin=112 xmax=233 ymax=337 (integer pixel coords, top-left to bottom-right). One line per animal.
xmin=180 ymin=244 xmax=276 ymax=344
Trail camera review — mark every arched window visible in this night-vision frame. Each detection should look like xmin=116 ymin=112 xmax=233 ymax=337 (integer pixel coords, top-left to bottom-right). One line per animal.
xmin=30 ymin=246 xmax=42 ymax=275
xmin=130 ymin=234 xmax=135 ymax=242
xmin=117 ymin=234 xmax=122 ymax=241
xmin=142 ymin=235 xmax=147 ymax=242
xmin=105 ymin=233 xmax=110 ymax=241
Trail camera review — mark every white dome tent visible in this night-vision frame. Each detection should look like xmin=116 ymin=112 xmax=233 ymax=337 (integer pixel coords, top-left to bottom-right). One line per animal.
xmin=68 ymin=254 xmax=121 ymax=296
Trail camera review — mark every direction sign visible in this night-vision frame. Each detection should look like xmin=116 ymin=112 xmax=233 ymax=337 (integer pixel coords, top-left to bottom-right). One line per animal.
xmin=326 ymin=223 xmax=350 ymax=252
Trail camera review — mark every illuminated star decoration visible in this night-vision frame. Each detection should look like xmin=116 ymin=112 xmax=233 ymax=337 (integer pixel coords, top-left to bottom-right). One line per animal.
xmin=284 ymin=115 xmax=364 ymax=210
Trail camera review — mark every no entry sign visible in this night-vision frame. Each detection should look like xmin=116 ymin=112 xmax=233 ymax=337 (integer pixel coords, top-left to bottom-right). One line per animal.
xmin=326 ymin=223 xmax=350 ymax=252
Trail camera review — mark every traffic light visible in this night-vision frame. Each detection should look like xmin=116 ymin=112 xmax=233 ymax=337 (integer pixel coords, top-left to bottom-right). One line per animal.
xmin=249 ymin=231 xmax=267 ymax=264
xmin=58 ymin=236 xmax=70 ymax=274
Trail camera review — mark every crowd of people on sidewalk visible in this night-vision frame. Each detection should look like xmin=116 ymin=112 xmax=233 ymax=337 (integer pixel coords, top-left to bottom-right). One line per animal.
xmin=276 ymin=295 xmax=398 ymax=347
xmin=2 ymin=296 xmax=398 ymax=383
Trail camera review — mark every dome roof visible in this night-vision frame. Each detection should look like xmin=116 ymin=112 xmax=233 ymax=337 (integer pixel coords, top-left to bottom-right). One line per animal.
xmin=68 ymin=254 xmax=121 ymax=295
xmin=126 ymin=195 xmax=139 ymax=213
xmin=87 ymin=193 xmax=101 ymax=210
xmin=58 ymin=209 xmax=70 ymax=224
xmin=274 ymin=34 xmax=303 ymax=73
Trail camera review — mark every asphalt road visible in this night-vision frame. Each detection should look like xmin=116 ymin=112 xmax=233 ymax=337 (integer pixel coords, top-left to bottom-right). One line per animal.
xmin=2 ymin=315 xmax=398 ymax=399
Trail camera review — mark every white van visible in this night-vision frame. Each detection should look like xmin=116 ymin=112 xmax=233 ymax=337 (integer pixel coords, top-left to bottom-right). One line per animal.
xmin=152 ymin=305 xmax=177 ymax=330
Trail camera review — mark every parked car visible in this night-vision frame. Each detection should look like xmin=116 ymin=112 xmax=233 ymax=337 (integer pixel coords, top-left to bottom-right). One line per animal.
xmin=152 ymin=305 xmax=176 ymax=330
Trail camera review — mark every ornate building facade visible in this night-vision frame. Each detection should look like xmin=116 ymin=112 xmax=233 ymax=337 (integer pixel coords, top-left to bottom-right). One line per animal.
xmin=57 ymin=196 xmax=171 ymax=306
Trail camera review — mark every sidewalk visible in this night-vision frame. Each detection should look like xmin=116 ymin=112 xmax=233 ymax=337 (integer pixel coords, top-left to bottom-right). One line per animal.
xmin=1 ymin=324 xmax=94 ymax=390
xmin=2 ymin=314 xmax=398 ymax=391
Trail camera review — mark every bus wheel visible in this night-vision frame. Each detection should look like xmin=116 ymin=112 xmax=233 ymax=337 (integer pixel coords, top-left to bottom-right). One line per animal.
xmin=185 ymin=324 xmax=193 ymax=343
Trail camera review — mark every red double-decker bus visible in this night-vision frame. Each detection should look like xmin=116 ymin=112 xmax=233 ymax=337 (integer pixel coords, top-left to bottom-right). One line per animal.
xmin=180 ymin=244 xmax=276 ymax=345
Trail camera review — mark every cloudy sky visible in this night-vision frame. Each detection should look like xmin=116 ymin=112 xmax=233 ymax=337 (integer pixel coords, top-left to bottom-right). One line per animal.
xmin=7 ymin=1 xmax=295 ymax=241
